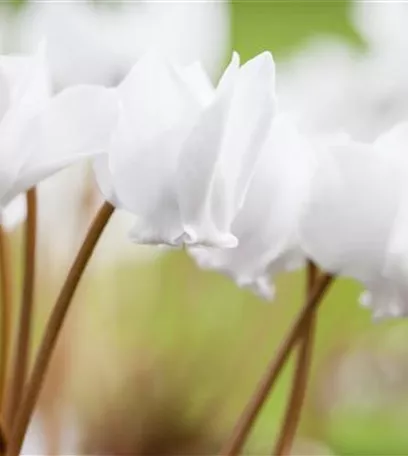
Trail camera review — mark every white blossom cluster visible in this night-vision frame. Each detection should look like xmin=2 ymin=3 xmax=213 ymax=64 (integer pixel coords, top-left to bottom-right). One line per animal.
xmin=0 ymin=0 xmax=230 ymax=270
xmin=2 ymin=37 xmax=408 ymax=319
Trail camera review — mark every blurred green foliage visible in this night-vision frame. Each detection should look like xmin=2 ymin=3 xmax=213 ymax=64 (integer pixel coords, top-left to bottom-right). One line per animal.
xmin=232 ymin=0 xmax=362 ymax=62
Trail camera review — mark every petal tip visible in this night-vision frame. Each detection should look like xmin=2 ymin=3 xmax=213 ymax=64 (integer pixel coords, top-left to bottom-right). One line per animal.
xmin=183 ymin=225 xmax=238 ymax=248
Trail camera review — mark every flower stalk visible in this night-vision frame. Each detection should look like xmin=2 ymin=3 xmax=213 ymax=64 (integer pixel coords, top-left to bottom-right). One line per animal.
xmin=7 ymin=201 xmax=115 ymax=456
xmin=273 ymin=262 xmax=319 ymax=455
xmin=220 ymin=272 xmax=333 ymax=456
xmin=6 ymin=189 xmax=37 ymax=426
xmin=0 ymin=227 xmax=12 ymax=413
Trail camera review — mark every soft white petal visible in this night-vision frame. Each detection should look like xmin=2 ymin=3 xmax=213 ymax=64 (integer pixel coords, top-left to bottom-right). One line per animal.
xmin=0 ymin=44 xmax=50 ymax=111
xmin=189 ymin=116 xmax=312 ymax=298
xmin=4 ymin=85 xmax=118 ymax=204
xmin=176 ymin=53 xmax=240 ymax=247
xmin=174 ymin=61 xmax=215 ymax=107
xmin=93 ymin=154 xmax=117 ymax=204
xmin=0 ymin=71 xmax=10 ymax=123
xmin=218 ymin=52 xmax=276 ymax=216
xmin=0 ymin=47 xmax=50 ymax=201
xmin=128 ymin=213 xmax=183 ymax=247
xmin=178 ymin=52 xmax=276 ymax=248
xmin=111 ymin=121 xmax=186 ymax=246
xmin=116 ymin=53 xmax=198 ymax=145
xmin=109 ymin=55 xmax=201 ymax=245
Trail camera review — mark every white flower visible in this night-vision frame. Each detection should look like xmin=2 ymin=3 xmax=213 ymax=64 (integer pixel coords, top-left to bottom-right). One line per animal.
xmin=189 ymin=116 xmax=315 ymax=300
xmin=299 ymin=122 xmax=408 ymax=319
xmin=0 ymin=47 xmax=118 ymax=218
xmin=94 ymin=51 xmax=276 ymax=248
xmin=12 ymin=0 xmax=229 ymax=87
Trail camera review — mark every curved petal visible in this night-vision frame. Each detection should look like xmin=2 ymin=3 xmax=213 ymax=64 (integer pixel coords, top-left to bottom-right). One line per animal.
xmin=215 ymin=51 xmax=276 ymax=220
xmin=189 ymin=117 xmax=312 ymax=299
xmin=0 ymin=47 xmax=51 ymax=201
xmin=176 ymin=52 xmax=240 ymax=247
xmin=93 ymin=154 xmax=118 ymax=205
xmin=173 ymin=61 xmax=214 ymax=107
xmin=0 ymin=44 xmax=50 ymax=111
xmin=4 ymin=85 xmax=118 ymax=205
xmin=110 ymin=54 xmax=201 ymax=245
xmin=116 ymin=53 xmax=198 ymax=145
xmin=178 ymin=52 xmax=276 ymax=247
xmin=110 ymin=116 xmax=186 ymax=245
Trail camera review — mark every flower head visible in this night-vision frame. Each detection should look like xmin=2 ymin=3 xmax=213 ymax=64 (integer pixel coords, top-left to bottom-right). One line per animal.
xmin=299 ymin=122 xmax=408 ymax=318
xmin=0 ymin=46 xmax=118 ymax=220
xmin=94 ymin=51 xmax=276 ymax=248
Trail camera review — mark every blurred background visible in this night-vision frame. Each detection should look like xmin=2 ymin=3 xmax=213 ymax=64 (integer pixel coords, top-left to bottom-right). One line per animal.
xmin=3 ymin=0 xmax=408 ymax=454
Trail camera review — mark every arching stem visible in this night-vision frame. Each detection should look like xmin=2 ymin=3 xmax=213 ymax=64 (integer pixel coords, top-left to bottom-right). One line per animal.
xmin=220 ymin=272 xmax=333 ymax=456
xmin=273 ymin=262 xmax=319 ymax=455
xmin=0 ymin=226 xmax=13 ymax=413
xmin=7 ymin=201 xmax=114 ymax=456
xmin=6 ymin=188 xmax=37 ymax=426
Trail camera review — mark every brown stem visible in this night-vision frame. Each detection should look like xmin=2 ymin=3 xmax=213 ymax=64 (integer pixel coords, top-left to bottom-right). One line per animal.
xmin=5 ymin=188 xmax=37 ymax=426
xmin=273 ymin=262 xmax=319 ymax=456
xmin=220 ymin=273 xmax=333 ymax=456
xmin=0 ymin=419 xmax=6 ymax=455
xmin=0 ymin=226 xmax=12 ymax=413
xmin=7 ymin=201 xmax=114 ymax=456
xmin=306 ymin=262 xmax=318 ymax=293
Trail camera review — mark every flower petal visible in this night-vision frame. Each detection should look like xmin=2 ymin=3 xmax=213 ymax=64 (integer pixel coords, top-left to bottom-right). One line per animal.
xmin=109 ymin=54 xmax=200 ymax=245
xmin=178 ymin=52 xmax=277 ymax=247
xmin=0 ymin=47 xmax=50 ymax=202
xmin=93 ymin=154 xmax=117 ymax=205
xmin=173 ymin=61 xmax=215 ymax=107
xmin=4 ymin=85 xmax=118 ymax=205
xmin=176 ymin=52 xmax=240 ymax=247
xmin=189 ymin=116 xmax=312 ymax=298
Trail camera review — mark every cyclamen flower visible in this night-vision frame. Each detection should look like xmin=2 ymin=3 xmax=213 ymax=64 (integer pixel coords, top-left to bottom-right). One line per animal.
xmin=299 ymin=122 xmax=408 ymax=319
xmin=94 ymin=52 xmax=276 ymax=248
xmin=0 ymin=47 xmax=118 ymax=220
xmin=189 ymin=116 xmax=315 ymax=299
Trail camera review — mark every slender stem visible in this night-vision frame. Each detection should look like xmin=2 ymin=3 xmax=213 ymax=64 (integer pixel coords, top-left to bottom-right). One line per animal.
xmin=0 ymin=226 xmax=12 ymax=413
xmin=220 ymin=273 xmax=333 ymax=456
xmin=0 ymin=419 xmax=6 ymax=456
xmin=5 ymin=189 xmax=37 ymax=427
xmin=7 ymin=201 xmax=114 ymax=456
xmin=307 ymin=262 xmax=318 ymax=293
xmin=273 ymin=262 xmax=319 ymax=455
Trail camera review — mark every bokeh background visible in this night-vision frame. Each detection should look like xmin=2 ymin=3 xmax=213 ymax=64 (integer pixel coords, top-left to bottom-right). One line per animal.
xmin=3 ymin=0 xmax=408 ymax=454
